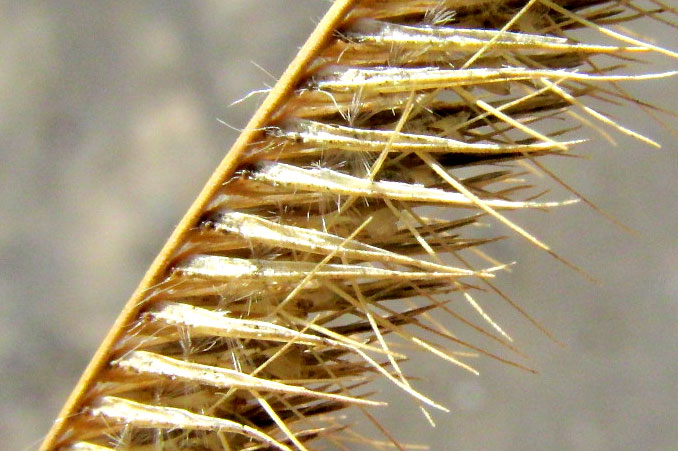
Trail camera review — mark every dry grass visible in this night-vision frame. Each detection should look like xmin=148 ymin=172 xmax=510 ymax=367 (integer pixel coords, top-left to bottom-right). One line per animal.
xmin=40 ymin=1 xmax=677 ymax=450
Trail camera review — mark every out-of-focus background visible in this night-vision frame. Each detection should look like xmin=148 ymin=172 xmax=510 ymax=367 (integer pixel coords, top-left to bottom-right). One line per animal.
xmin=1 ymin=1 xmax=677 ymax=449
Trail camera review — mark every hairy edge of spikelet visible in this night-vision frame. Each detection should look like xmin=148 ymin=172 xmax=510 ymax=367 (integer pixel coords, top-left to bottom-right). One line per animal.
xmin=43 ymin=1 xmax=677 ymax=450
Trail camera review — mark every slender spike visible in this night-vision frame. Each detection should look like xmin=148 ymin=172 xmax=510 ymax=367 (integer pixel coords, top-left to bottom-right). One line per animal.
xmin=89 ymin=396 xmax=292 ymax=451
xmin=174 ymin=254 xmax=485 ymax=282
xmin=311 ymin=66 xmax=677 ymax=93
xmin=276 ymin=119 xmax=582 ymax=154
xmin=252 ymin=161 xmax=577 ymax=210
xmin=211 ymin=211 xmax=471 ymax=274
xmin=113 ymin=351 xmax=385 ymax=407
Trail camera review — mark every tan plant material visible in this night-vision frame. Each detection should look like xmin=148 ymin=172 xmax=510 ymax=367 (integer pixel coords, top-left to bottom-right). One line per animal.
xmin=41 ymin=1 xmax=677 ymax=450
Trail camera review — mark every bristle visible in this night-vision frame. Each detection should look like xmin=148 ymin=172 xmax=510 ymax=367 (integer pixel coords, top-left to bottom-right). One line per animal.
xmin=42 ymin=1 xmax=676 ymax=450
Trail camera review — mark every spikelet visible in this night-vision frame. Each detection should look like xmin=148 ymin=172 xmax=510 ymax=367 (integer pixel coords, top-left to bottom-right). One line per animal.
xmin=42 ymin=1 xmax=677 ymax=450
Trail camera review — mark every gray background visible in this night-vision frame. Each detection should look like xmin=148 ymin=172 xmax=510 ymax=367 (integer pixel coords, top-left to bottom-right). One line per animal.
xmin=1 ymin=1 xmax=677 ymax=450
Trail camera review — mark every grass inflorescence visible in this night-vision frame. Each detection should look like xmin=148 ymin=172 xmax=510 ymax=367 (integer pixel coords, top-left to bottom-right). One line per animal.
xmin=42 ymin=1 xmax=677 ymax=450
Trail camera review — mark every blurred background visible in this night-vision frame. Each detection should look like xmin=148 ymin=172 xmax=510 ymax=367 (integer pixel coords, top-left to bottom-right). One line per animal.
xmin=1 ymin=1 xmax=677 ymax=449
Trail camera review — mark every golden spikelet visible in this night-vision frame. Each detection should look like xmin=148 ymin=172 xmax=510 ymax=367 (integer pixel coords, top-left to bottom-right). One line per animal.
xmin=41 ymin=1 xmax=677 ymax=449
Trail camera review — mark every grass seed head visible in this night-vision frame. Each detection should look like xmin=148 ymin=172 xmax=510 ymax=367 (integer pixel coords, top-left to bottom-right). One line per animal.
xmin=42 ymin=1 xmax=677 ymax=450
